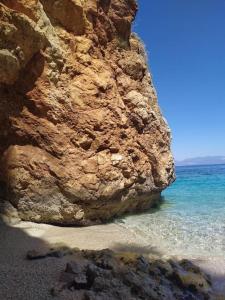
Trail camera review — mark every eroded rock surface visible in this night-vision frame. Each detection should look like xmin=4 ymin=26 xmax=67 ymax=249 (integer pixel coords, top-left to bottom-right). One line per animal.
xmin=0 ymin=0 xmax=175 ymax=224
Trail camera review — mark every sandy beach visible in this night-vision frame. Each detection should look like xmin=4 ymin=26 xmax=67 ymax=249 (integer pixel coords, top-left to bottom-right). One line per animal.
xmin=0 ymin=219 xmax=225 ymax=299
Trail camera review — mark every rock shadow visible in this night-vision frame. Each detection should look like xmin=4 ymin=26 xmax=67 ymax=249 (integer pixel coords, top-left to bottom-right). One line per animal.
xmin=111 ymin=241 xmax=163 ymax=256
xmin=0 ymin=212 xmax=68 ymax=300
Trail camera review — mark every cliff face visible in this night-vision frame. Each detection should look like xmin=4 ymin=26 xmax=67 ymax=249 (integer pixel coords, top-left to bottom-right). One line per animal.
xmin=0 ymin=0 xmax=175 ymax=225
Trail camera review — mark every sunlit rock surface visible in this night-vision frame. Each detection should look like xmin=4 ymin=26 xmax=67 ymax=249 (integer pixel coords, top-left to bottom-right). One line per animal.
xmin=0 ymin=0 xmax=175 ymax=225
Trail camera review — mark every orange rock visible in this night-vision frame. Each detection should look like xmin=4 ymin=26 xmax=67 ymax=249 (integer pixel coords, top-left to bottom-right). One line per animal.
xmin=0 ymin=0 xmax=175 ymax=225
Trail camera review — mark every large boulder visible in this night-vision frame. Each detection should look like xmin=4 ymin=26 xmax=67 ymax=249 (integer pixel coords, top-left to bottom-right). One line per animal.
xmin=0 ymin=0 xmax=175 ymax=225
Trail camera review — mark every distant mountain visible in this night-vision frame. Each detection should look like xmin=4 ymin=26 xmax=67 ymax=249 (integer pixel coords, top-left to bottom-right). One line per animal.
xmin=175 ymin=156 xmax=225 ymax=166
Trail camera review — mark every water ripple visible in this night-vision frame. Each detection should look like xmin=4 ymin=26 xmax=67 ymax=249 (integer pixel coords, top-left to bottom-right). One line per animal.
xmin=119 ymin=164 xmax=225 ymax=258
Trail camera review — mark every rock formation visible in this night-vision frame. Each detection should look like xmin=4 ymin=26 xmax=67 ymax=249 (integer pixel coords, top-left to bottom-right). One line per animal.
xmin=27 ymin=247 xmax=214 ymax=300
xmin=0 ymin=0 xmax=175 ymax=225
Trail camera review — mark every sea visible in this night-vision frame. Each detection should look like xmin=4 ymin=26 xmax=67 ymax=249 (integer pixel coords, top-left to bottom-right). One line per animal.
xmin=118 ymin=164 xmax=225 ymax=259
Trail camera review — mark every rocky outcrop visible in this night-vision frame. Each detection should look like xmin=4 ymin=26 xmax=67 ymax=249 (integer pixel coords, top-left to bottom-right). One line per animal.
xmin=0 ymin=0 xmax=175 ymax=225
xmin=27 ymin=247 xmax=214 ymax=300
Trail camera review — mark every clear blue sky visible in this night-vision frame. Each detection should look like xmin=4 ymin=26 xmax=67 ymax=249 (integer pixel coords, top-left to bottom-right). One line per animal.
xmin=134 ymin=0 xmax=225 ymax=161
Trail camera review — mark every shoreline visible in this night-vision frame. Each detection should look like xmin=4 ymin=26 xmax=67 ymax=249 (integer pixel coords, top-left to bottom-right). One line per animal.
xmin=0 ymin=219 xmax=224 ymax=298
xmin=10 ymin=221 xmax=225 ymax=295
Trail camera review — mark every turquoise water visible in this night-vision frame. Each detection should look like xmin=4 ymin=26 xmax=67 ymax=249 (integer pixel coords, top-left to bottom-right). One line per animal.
xmin=120 ymin=164 xmax=225 ymax=258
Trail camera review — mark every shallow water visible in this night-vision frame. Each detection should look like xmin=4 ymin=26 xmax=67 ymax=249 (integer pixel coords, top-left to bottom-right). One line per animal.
xmin=119 ymin=164 xmax=225 ymax=259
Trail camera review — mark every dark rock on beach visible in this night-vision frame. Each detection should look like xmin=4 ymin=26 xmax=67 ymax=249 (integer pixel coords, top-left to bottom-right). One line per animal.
xmin=26 ymin=247 xmax=215 ymax=300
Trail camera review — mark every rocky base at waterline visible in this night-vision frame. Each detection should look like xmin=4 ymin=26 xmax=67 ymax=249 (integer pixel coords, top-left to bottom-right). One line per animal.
xmin=27 ymin=246 xmax=215 ymax=300
xmin=0 ymin=0 xmax=174 ymax=225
